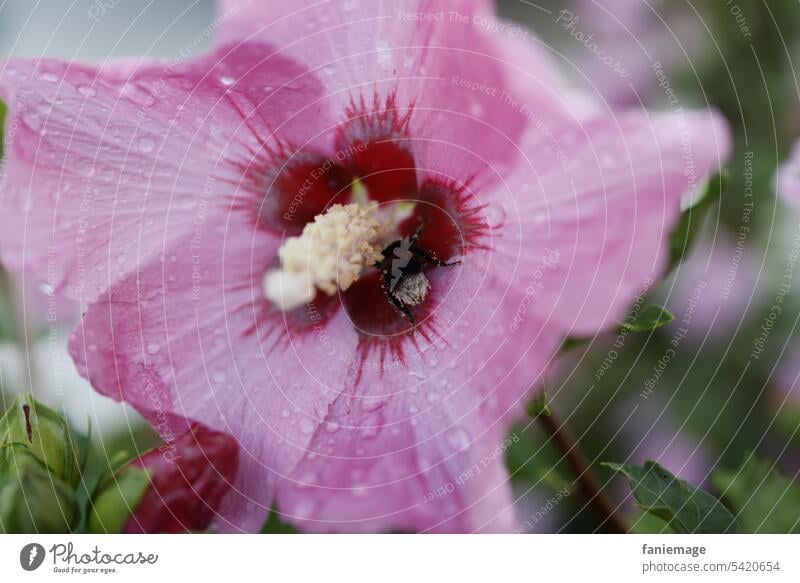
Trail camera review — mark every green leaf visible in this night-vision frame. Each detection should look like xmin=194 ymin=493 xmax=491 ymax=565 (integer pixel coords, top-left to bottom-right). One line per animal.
xmin=260 ymin=507 xmax=299 ymax=533
xmin=619 ymin=305 xmax=674 ymax=332
xmin=560 ymin=336 xmax=590 ymax=353
xmin=526 ymin=391 xmax=551 ymax=418
xmin=604 ymin=460 xmax=737 ymax=533
xmin=628 ymin=510 xmax=672 ymax=534
xmin=711 ymin=453 xmax=800 ymax=533
xmin=669 ymin=171 xmax=727 ymax=270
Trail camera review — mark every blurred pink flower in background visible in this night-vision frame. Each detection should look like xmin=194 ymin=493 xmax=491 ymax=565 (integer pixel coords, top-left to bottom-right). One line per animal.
xmin=618 ymin=398 xmax=712 ymax=488
xmin=771 ymin=338 xmax=800 ymax=421
xmin=661 ymin=232 xmax=763 ymax=343
xmin=564 ymin=0 xmax=712 ymax=106
xmin=0 ymin=0 xmax=730 ymax=532
xmin=775 ymin=140 xmax=800 ymax=205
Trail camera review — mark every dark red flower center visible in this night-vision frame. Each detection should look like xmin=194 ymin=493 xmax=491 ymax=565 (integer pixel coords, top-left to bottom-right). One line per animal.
xmin=249 ymin=92 xmax=489 ymax=364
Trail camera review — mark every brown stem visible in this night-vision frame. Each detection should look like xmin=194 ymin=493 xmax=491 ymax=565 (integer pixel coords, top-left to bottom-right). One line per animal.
xmin=537 ymin=407 xmax=628 ymax=534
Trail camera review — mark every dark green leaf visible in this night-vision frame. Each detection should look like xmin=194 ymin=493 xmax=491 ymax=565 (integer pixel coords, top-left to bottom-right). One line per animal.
xmin=711 ymin=453 xmax=800 ymax=533
xmin=619 ymin=305 xmax=674 ymax=333
xmin=629 ymin=510 xmax=672 ymax=534
xmin=604 ymin=460 xmax=737 ymax=533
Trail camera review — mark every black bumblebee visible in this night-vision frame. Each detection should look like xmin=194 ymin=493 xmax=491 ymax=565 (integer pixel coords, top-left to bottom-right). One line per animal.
xmin=374 ymin=225 xmax=460 ymax=326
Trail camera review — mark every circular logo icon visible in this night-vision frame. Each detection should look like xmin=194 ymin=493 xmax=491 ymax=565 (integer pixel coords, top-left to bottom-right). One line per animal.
xmin=19 ymin=543 xmax=46 ymax=571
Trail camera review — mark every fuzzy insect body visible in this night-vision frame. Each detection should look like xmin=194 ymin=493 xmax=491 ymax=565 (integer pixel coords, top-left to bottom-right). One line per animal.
xmin=374 ymin=225 xmax=460 ymax=326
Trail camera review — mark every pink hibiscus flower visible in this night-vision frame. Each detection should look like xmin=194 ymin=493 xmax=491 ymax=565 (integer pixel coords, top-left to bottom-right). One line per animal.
xmin=0 ymin=0 xmax=730 ymax=532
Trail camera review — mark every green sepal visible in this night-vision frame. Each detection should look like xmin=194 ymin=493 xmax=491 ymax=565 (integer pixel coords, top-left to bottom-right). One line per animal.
xmin=87 ymin=465 xmax=151 ymax=534
xmin=0 ymin=465 xmax=78 ymax=533
xmin=619 ymin=305 xmax=675 ymax=333
xmin=0 ymin=393 xmax=81 ymax=488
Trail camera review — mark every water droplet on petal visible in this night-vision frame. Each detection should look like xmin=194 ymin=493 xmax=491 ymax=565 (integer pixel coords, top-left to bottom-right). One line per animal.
xmin=121 ymin=82 xmax=156 ymax=107
xmin=146 ymin=343 xmax=160 ymax=354
xmin=38 ymin=71 xmax=59 ymax=82
xmin=484 ymin=203 xmax=507 ymax=229
xmin=22 ymin=113 xmax=43 ymax=132
xmin=299 ymin=416 xmax=315 ymax=434
xmin=137 ymin=137 xmax=156 ymax=153
xmin=469 ymin=101 xmax=484 ymax=117
xmin=219 ymin=75 xmax=235 ymax=87
xmin=77 ymin=85 xmax=96 ymax=97
xmin=325 ymin=422 xmax=340 ymax=433
xmin=447 ymin=428 xmax=470 ymax=451
xmin=376 ymin=42 xmax=392 ymax=69
xmin=280 ymin=408 xmax=290 ymax=419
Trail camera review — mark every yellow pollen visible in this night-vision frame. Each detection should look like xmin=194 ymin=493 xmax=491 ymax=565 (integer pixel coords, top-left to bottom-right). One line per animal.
xmin=263 ymin=203 xmax=384 ymax=311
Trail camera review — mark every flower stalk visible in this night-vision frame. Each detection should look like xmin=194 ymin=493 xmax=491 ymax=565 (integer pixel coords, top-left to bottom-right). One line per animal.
xmin=536 ymin=405 xmax=628 ymax=534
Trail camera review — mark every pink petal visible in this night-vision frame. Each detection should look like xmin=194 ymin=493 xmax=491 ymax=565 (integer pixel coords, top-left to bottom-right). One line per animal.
xmin=271 ymin=266 xmax=561 ymax=533
xmin=69 ymin=208 xmax=361 ymax=532
xmin=486 ymin=109 xmax=731 ymax=336
xmin=0 ymin=42 xmax=328 ymax=302
xmin=71 ymin=226 xmax=561 ymax=532
xmin=217 ymin=0 xmax=569 ymax=182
